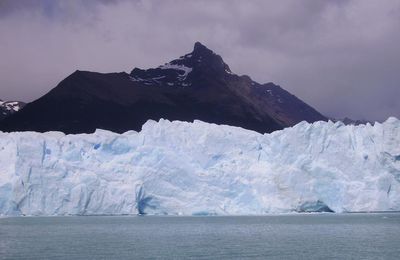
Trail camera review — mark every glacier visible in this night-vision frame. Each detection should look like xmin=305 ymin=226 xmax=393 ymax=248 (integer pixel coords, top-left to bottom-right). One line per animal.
xmin=0 ymin=118 xmax=399 ymax=216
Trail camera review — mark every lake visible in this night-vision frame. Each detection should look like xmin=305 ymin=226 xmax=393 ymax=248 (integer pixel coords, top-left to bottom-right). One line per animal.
xmin=1 ymin=213 xmax=399 ymax=259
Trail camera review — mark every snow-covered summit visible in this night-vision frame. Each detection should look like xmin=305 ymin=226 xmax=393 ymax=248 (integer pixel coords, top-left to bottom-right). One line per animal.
xmin=0 ymin=118 xmax=399 ymax=216
xmin=0 ymin=100 xmax=25 ymax=120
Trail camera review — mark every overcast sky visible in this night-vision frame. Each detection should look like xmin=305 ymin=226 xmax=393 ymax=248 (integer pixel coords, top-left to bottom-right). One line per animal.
xmin=0 ymin=0 xmax=399 ymax=121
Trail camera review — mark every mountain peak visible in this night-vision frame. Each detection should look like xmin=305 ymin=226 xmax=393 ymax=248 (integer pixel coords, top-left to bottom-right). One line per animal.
xmin=193 ymin=42 xmax=212 ymax=53
xmin=191 ymin=42 xmax=216 ymax=58
xmin=185 ymin=42 xmax=232 ymax=75
xmin=130 ymin=42 xmax=232 ymax=84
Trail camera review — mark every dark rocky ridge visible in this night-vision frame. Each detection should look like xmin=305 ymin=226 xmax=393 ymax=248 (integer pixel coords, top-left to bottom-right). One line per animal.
xmin=0 ymin=42 xmax=326 ymax=134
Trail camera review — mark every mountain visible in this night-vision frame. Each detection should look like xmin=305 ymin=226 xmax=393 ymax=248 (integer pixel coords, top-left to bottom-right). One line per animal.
xmin=0 ymin=42 xmax=326 ymax=134
xmin=1 ymin=118 xmax=399 ymax=215
xmin=0 ymin=100 xmax=25 ymax=120
xmin=333 ymin=117 xmax=374 ymax=126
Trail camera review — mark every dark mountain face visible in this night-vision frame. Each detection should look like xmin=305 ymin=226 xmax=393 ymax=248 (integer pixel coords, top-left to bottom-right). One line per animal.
xmin=0 ymin=100 xmax=25 ymax=121
xmin=0 ymin=42 xmax=326 ymax=134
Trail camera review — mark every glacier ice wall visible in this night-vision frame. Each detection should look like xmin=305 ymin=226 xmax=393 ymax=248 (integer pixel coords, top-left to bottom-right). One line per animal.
xmin=0 ymin=118 xmax=399 ymax=216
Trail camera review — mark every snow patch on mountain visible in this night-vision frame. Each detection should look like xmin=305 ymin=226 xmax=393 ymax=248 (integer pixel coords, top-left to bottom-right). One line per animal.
xmin=129 ymin=63 xmax=193 ymax=86
xmin=158 ymin=63 xmax=192 ymax=80
xmin=0 ymin=101 xmax=21 ymax=112
xmin=0 ymin=118 xmax=399 ymax=216
xmin=0 ymin=100 xmax=25 ymax=119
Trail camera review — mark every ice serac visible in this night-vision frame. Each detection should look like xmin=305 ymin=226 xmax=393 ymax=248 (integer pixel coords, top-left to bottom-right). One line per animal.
xmin=0 ymin=118 xmax=399 ymax=216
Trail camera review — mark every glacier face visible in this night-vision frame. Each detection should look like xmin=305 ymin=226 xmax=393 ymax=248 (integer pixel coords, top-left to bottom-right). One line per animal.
xmin=0 ymin=118 xmax=399 ymax=216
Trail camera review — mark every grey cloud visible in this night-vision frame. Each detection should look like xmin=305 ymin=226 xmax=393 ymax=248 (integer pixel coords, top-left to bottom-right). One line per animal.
xmin=0 ymin=0 xmax=399 ymax=121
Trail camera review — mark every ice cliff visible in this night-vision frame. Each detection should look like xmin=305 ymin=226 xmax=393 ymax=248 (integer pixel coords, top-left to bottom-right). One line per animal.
xmin=0 ymin=118 xmax=399 ymax=216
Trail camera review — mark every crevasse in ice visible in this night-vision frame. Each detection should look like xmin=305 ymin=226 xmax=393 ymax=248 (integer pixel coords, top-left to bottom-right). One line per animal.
xmin=0 ymin=118 xmax=399 ymax=216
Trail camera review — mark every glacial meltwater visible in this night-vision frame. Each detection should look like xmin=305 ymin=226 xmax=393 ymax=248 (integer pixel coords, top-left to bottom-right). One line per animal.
xmin=1 ymin=214 xmax=399 ymax=259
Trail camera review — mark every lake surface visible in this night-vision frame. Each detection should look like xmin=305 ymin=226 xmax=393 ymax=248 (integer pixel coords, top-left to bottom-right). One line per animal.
xmin=0 ymin=214 xmax=399 ymax=259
